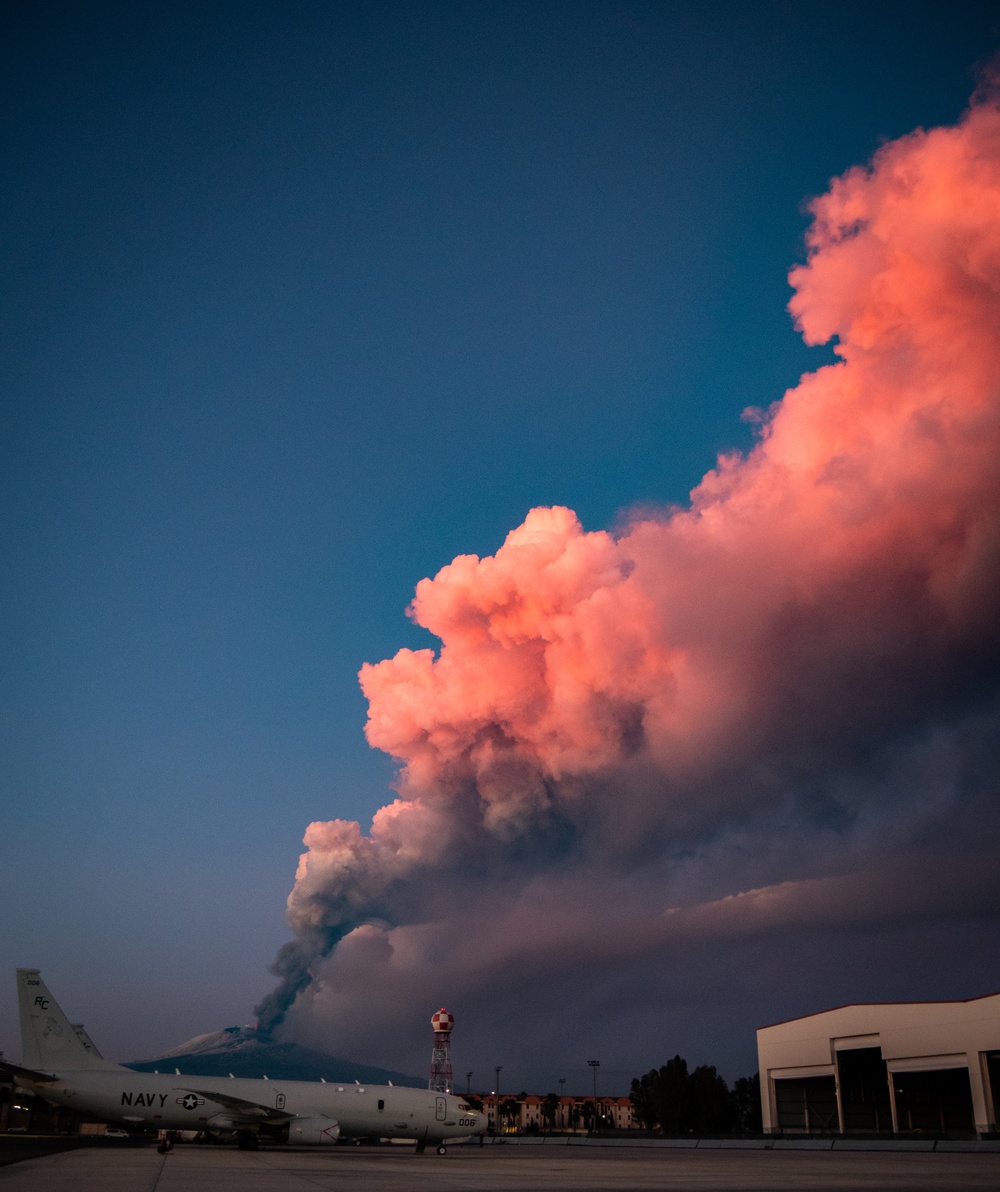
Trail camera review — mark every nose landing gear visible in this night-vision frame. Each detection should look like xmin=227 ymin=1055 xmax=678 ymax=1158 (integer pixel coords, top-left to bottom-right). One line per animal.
xmin=436 ymin=1144 xmax=447 ymax=1155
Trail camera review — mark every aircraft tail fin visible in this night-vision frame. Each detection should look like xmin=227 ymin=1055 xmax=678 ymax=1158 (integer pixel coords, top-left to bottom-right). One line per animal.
xmin=17 ymin=969 xmax=124 ymax=1072
xmin=72 ymin=1023 xmax=104 ymax=1059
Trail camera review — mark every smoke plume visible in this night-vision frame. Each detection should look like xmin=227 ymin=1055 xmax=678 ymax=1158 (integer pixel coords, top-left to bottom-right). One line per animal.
xmin=256 ymin=89 xmax=1000 ymax=1067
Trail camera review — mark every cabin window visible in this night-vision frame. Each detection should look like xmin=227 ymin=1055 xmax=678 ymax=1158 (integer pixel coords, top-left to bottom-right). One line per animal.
xmin=378 ymin=1099 xmax=384 ymax=1111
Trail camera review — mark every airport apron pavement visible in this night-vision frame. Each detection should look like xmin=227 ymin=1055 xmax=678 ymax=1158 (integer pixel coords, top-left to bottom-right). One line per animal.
xmin=2 ymin=1145 xmax=1000 ymax=1191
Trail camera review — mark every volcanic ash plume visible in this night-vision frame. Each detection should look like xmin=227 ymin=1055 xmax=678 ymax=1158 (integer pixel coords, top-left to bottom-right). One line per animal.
xmin=256 ymin=90 xmax=1000 ymax=1057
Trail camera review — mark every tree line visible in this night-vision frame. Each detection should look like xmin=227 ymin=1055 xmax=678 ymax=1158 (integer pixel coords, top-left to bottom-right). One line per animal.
xmin=629 ymin=1056 xmax=762 ymax=1134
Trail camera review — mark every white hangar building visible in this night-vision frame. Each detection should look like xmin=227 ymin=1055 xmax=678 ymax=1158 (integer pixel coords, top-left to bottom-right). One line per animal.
xmin=757 ymin=993 xmax=1000 ymax=1138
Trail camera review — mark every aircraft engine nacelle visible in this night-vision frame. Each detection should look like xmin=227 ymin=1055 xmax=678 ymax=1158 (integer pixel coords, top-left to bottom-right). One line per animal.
xmin=286 ymin=1115 xmax=340 ymax=1144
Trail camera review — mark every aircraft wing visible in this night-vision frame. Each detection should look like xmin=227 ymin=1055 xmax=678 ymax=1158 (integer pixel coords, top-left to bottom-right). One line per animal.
xmin=175 ymin=1086 xmax=294 ymax=1124
xmin=0 ymin=1057 xmax=59 ymax=1084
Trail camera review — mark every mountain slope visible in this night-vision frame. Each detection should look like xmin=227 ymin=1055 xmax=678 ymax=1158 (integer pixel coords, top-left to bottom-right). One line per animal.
xmin=124 ymin=1026 xmax=422 ymax=1086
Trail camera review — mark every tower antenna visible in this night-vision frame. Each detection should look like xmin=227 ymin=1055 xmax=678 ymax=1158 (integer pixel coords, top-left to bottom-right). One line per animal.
xmin=428 ymin=1008 xmax=454 ymax=1093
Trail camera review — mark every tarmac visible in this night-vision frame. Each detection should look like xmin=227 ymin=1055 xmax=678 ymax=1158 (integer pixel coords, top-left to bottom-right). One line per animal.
xmin=2 ymin=1141 xmax=999 ymax=1192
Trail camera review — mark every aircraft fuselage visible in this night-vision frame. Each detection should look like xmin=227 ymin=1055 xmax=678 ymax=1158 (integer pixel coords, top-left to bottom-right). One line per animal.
xmin=12 ymin=968 xmax=482 ymax=1148
xmin=22 ymin=1068 xmax=478 ymax=1143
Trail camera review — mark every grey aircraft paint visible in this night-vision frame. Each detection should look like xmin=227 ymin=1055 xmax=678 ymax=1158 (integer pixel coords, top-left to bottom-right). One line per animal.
xmin=9 ymin=969 xmax=481 ymax=1151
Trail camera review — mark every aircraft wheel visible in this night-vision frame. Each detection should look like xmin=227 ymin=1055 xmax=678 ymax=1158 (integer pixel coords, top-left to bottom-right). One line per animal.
xmin=237 ymin=1133 xmax=259 ymax=1151
xmin=436 ymin=1144 xmax=447 ymax=1155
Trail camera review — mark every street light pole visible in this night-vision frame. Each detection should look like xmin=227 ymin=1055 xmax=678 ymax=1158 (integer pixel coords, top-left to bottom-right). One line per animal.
xmin=588 ymin=1059 xmax=600 ymax=1125
xmin=494 ymin=1065 xmax=502 ymax=1133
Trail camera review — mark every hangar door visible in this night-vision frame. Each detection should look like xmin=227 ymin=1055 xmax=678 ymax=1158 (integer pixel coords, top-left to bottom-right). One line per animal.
xmin=892 ymin=1067 xmax=974 ymax=1136
xmin=987 ymin=1052 xmax=1000 ymax=1127
xmin=773 ymin=1075 xmax=838 ymax=1132
xmin=836 ymin=1047 xmax=892 ymax=1132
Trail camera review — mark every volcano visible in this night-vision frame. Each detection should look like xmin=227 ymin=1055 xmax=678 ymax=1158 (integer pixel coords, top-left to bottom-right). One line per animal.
xmin=124 ymin=1025 xmax=422 ymax=1086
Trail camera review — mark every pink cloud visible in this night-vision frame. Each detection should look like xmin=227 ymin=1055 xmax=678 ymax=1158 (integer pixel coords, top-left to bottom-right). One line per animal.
xmin=259 ymin=89 xmax=1000 ymax=1048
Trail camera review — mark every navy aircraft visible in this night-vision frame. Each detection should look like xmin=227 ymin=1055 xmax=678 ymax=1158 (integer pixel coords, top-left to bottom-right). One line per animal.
xmin=5 ymin=969 xmax=481 ymax=1153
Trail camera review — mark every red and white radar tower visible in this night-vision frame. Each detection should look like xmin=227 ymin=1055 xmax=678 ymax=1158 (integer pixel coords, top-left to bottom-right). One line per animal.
xmin=428 ymin=1007 xmax=455 ymax=1092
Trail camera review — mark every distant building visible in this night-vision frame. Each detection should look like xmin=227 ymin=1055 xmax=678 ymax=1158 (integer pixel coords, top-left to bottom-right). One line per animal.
xmin=480 ymin=1092 xmax=634 ymax=1133
xmin=757 ymin=993 xmax=1000 ymax=1138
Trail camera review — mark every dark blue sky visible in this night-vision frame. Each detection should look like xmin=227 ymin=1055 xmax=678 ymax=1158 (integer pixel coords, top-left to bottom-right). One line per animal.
xmin=2 ymin=1 xmax=998 ymax=1078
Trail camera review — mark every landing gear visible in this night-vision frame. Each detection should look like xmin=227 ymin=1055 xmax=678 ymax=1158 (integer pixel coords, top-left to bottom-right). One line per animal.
xmin=237 ymin=1133 xmax=259 ymax=1151
xmin=436 ymin=1144 xmax=447 ymax=1155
